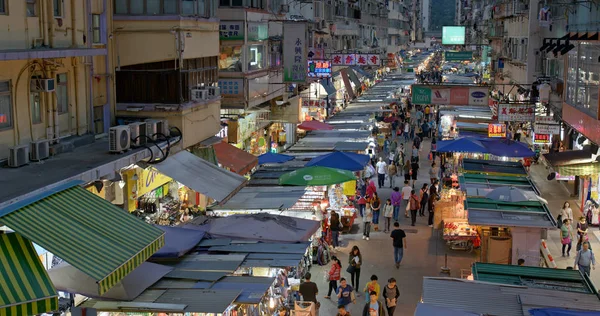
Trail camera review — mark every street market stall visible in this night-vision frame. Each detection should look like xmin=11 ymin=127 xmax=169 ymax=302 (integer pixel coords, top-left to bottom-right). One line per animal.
xmin=461 ymin=159 xmax=528 ymax=177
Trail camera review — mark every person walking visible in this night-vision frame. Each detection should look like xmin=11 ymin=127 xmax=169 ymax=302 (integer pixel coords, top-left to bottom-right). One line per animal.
xmin=371 ymin=193 xmax=381 ymax=231
xmin=401 ymin=181 xmax=412 ymax=218
xmin=326 ymin=257 xmax=342 ymax=299
xmin=427 ymin=188 xmax=436 ymax=227
xmin=363 ymin=275 xmax=381 ymax=299
xmin=362 ymin=291 xmax=386 ymax=316
xmin=330 ymin=211 xmax=341 ymax=249
xmin=577 ymin=216 xmax=590 ymax=251
xmin=429 ymin=163 xmax=439 ymax=185
xmin=383 ymin=199 xmax=394 ymax=233
xmin=376 ymin=157 xmax=388 ymax=189
xmin=348 ymin=246 xmax=363 ymax=293
xmin=574 ymin=242 xmax=596 ymax=276
xmin=363 ymin=202 xmax=373 ymax=240
xmin=409 ymin=189 xmax=420 ymax=226
xmin=390 ymin=187 xmax=402 ymax=222
xmin=390 ymin=222 xmax=407 ymax=268
xmin=403 ymin=122 xmax=410 ymax=143
xmin=337 ymin=278 xmax=356 ymax=310
xmin=387 ymin=162 xmax=397 ymax=189
xmin=410 ymin=158 xmax=420 ymax=187
xmin=419 ymin=183 xmax=429 ymax=217
xmin=299 ymin=273 xmax=319 ymax=305
xmin=561 ymin=202 xmax=574 ymax=225
xmin=390 ymin=138 xmax=398 ymax=156
xmin=561 ymin=219 xmax=574 ymax=257
xmin=402 ymin=160 xmax=411 ymax=184
xmin=383 ymin=278 xmax=400 ymax=316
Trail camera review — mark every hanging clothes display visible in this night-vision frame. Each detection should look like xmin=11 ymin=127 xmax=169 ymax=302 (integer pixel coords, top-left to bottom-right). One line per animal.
xmin=539 ymin=6 xmax=552 ymax=27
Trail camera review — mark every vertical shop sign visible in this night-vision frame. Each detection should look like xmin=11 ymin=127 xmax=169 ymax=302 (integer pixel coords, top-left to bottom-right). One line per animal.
xmin=219 ymin=21 xmax=244 ymax=40
xmin=283 ymin=22 xmax=307 ymax=83
xmin=411 ymin=85 xmax=432 ymax=104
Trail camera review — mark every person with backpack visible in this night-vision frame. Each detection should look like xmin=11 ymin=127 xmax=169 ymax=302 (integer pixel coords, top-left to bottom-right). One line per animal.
xmin=419 ymin=183 xmax=429 ymax=217
xmin=362 ymin=291 xmax=386 ymax=316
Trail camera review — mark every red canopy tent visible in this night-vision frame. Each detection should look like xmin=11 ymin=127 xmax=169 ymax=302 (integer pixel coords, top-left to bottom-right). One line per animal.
xmin=298 ymin=120 xmax=333 ymax=131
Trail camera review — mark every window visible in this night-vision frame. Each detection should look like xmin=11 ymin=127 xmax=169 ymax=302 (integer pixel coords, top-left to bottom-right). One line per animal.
xmin=57 ymin=74 xmax=68 ymax=114
xmin=182 ymin=0 xmax=206 ymax=15
xmin=114 ymin=0 xmax=212 ymax=17
xmin=219 ymin=46 xmax=243 ymax=72
xmin=247 ymin=44 xmax=265 ymax=71
xmin=30 ymin=91 xmax=42 ymax=124
xmin=0 ymin=0 xmax=6 ymax=14
xmin=130 ymin=0 xmax=144 ymax=14
xmin=0 ymin=81 xmax=12 ymax=130
xmin=53 ymin=0 xmax=62 ymax=16
xmin=269 ymin=43 xmax=282 ymax=68
xmin=92 ymin=15 xmax=101 ymax=43
xmin=566 ymin=43 xmax=600 ymax=118
xmin=27 ymin=0 xmax=37 ymax=16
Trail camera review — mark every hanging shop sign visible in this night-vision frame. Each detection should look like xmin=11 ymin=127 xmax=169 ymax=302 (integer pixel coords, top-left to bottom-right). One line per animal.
xmin=534 ymin=115 xmax=560 ymax=134
xmin=411 ymin=85 xmax=489 ymax=106
xmin=533 ymin=133 xmax=551 ymax=144
xmin=248 ymin=23 xmax=268 ymax=41
xmin=307 ymin=60 xmax=332 ymax=78
xmin=497 ymin=104 xmax=535 ymax=122
xmin=488 ymin=123 xmax=506 ymax=138
xmin=308 ymin=48 xmax=326 ymax=59
xmin=442 ymin=26 xmax=466 ymax=45
xmin=302 ymin=99 xmax=327 ymax=107
xmin=444 ymin=51 xmax=473 ymax=62
xmin=330 ymin=54 xmax=380 ymax=66
xmin=218 ymin=79 xmax=244 ymax=96
xmin=219 ymin=21 xmax=244 ymax=40
xmin=283 ymin=22 xmax=307 ymax=83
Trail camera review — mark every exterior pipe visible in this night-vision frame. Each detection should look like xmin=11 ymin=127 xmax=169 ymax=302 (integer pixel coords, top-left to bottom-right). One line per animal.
xmin=103 ymin=0 xmax=111 ymax=129
xmin=41 ymin=0 xmax=49 ymax=46
xmin=51 ymin=68 xmax=59 ymax=140
xmin=70 ymin=0 xmax=77 ymax=47
xmin=73 ymin=57 xmax=80 ymax=134
xmin=47 ymin=0 xmax=54 ymax=48
xmin=87 ymin=0 xmax=95 ymax=134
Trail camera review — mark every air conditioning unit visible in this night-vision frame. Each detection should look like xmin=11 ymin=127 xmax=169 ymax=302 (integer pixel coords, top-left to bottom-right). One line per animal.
xmin=280 ymin=4 xmax=289 ymax=13
xmin=30 ymin=140 xmax=50 ymax=161
xmin=30 ymin=78 xmax=56 ymax=92
xmin=129 ymin=122 xmax=148 ymax=147
xmin=145 ymin=119 xmax=170 ymax=140
xmin=191 ymin=88 xmax=209 ymax=101
xmin=207 ymin=86 xmax=221 ymax=98
xmin=109 ymin=126 xmax=131 ymax=153
xmin=8 ymin=144 xmax=30 ymax=168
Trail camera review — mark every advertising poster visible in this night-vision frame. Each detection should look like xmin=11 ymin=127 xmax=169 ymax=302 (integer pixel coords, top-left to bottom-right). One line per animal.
xmin=450 ymin=87 xmax=469 ymax=105
xmin=431 ymin=88 xmax=450 ymax=104
xmin=412 ymin=86 xmax=432 ymax=104
xmin=283 ymin=23 xmax=307 ymax=83
xmin=220 ymin=21 xmax=244 ymax=40
xmin=468 ymin=87 xmax=489 ymax=106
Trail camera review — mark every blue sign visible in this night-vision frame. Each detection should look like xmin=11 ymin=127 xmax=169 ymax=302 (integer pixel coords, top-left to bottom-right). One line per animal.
xmin=307 ymin=60 xmax=332 ymax=78
xmin=218 ymin=79 xmax=243 ymax=96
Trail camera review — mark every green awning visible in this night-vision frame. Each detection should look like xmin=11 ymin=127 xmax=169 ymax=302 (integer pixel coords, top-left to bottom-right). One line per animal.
xmin=0 ymin=183 xmax=165 ymax=295
xmin=0 ymin=232 xmax=58 ymax=316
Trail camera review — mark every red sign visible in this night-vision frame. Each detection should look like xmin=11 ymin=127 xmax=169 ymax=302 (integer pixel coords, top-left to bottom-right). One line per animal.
xmin=302 ymin=99 xmax=327 ymax=107
xmin=533 ymin=133 xmax=551 ymax=144
xmin=450 ymin=87 xmax=469 ymax=105
xmin=488 ymin=123 xmax=506 ymax=138
xmin=562 ymin=102 xmax=600 ymax=145
xmin=357 ymin=55 xmax=368 ymax=65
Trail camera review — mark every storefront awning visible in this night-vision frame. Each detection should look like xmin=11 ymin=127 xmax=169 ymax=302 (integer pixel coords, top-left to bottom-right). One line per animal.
xmin=543 ymin=148 xmax=600 ymax=176
xmin=0 ymin=182 xmax=165 ymax=295
xmin=153 ymin=151 xmax=246 ymax=202
xmin=340 ymin=69 xmax=356 ymax=99
xmin=213 ymin=142 xmax=259 ymax=175
xmin=347 ymin=68 xmax=361 ymax=87
xmin=320 ymin=80 xmax=336 ymax=96
xmin=351 ymin=66 xmax=375 ymax=79
xmin=0 ymin=233 xmax=58 ymax=315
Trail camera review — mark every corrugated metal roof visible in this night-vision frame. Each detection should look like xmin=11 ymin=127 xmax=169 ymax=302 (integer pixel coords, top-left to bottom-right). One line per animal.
xmin=165 ymin=270 xmax=226 ymax=281
xmin=465 ymin=198 xmax=556 ymax=228
xmin=209 ymin=242 xmax=310 ymax=254
xmin=421 ymin=278 xmax=524 ymax=316
xmin=306 ymin=130 xmax=371 ymax=138
xmin=241 ymin=259 xmax=301 ymax=268
xmin=154 ymin=289 xmax=240 ymax=313
xmin=171 ymin=254 xmax=247 ymax=272
xmin=150 ymin=279 xmax=198 ymax=289
xmin=472 ymin=263 xmax=598 ymax=294
xmin=334 ymin=142 xmax=370 ymax=151
xmin=197 ymin=238 xmax=233 ymax=247
xmin=211 ymin=277 xmax=275 ymax=304
xmin=211 ymin=187 xmax=307 ymax=210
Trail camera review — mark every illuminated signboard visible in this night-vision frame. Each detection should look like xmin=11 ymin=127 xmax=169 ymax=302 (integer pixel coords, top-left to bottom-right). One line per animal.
xmin=488 ymin=123 xmax=506 ymax=138
xmin=533 ymin=133 xmax=551 ymax=144
xmin=307 ymin=60 xmax=332 ymax=78
xmin=442 ymin=26 xmax=466 ymax=45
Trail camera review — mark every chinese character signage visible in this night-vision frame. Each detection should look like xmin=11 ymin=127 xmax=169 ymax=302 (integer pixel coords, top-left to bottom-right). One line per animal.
xmin=220 ymin=21 xmax=244 ymax=40
xmin=534 ymin=116 xmax=560 ymax=134
xmin=218 ymin=79 xmax=244 ymax=96
xmin=367 ymin=54 xmax=380 ymax=66
xmin=442 ymin=26 xmax=466 ymax=45
xmin=343 ymin=54 xmax=356 ymax=65
xmin=488 ymin=123 xmax=506 ymax=138
xmin=283 ymin=22 xmax=307 ymax=83
xmin=411 ymin=85 xmax=489 ymax=106
xmin=533 ymin=133 xmax=551 ymax=144
xmin=302 ymin=99 xmax=327 ymax=107
xmin=497 ymin=104 xmax=535 ymax=122
xmin=329 ymin=54 xmax=381 ymax=66
xmin=307 ymin=60 xmax=332 ymax=78
xmin=248 ymin=23 xmax=268 ymax=41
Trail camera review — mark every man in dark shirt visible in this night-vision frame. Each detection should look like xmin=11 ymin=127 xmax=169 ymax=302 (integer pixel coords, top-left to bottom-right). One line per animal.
xmin=390 ymin=222 xmax=407 ymax=269
xmin=299 ymin=273 xmax=319 ymax=303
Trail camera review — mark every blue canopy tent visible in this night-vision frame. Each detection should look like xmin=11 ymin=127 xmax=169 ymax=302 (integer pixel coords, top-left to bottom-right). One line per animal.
xmin=480 ymin=139 xmax=535 ymax=158
xmin=258 ymin=152 xmax=295 ymax=164
xmin=305 ymin=151 xmax=370 ymax=171
xmin=435 ymin=137 xmax=487 ymax=153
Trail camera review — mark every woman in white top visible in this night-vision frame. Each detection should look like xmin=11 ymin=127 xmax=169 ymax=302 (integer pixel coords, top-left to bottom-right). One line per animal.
xmin=561 ymin=202 xmax=574 ymax=224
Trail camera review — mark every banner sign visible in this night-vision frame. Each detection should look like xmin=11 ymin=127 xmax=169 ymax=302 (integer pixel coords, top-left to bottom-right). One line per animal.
xmin=220 ymin=21 xmax=244 ymax=40
xmin=330 ymin=54 xmax=381 ymax=66
xmin=442 ymin=26 xmax=466 ymax=45
xmin=533 ymin=133 xmax=551 ymax=144
xmin=302 ymin=99 xmax=328 ymax=107
xmin=497 ymin=104 xmax=535 ymax=122
xmin=488 ymin=123 xmax=506 ymax=138
xmin=534 ymin=115 xmax=560 ymax=134
xmin=218 ymin=79 xmax=244 ymax=96
xmin=411 ymin=85 xmax=489 ymax=106
xmin=283 ymin=23 xmax=307 ymax=83
xmin=307 ymin=60 xmax=332 ymax=78
xmin=444 ymin=51 xmax=473 ymax=61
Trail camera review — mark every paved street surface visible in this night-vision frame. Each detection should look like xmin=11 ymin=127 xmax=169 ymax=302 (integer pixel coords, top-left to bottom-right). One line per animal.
xmin=308 ymin=134 xmax=600 ymax=316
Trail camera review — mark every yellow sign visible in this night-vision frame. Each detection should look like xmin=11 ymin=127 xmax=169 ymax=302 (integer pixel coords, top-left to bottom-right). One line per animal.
xmin=343 ymin=180 xmax=357 ymax=196
xmin=124 ymin=167 xmax=173 ymax=211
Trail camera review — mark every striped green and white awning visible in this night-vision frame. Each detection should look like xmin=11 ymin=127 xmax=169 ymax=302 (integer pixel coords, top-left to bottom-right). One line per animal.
xmin=0 ymin=183 xmax=165 ymax=295
xmin=0 ymin=232 xmax=58 ymax=316
xmin=555 ymin=163 xmax=600 ymax=177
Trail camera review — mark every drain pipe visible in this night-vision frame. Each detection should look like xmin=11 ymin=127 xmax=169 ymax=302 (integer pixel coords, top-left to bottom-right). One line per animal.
xmin=70 ymin=0 xmax=77 ymax=48
xmin=41 ymin=0 xmax=49 ymax=46
xmin=72 ymin=57 xmax=79 ymax=134
xmin=103 ymin=0 xmax=111 ymax=128
xmin=87 ymin=0 xmax=95 ymax=134
xmin=46 ymin=0 xmax=55 ymax=48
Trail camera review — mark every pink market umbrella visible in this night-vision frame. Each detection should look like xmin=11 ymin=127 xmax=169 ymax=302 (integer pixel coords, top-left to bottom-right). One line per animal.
xmin=298 ymin=120 xmax=333 ymax=131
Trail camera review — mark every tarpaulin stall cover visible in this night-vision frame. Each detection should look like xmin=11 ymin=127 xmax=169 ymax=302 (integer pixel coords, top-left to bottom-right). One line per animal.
xmin=435 ymin=138 xmax=487 ymax=153
xmin=529 ymin=309 xmax=600 ymax=316
xmin=151 ymin=226 xmax=206 ymax=258
xmin=258 ymin=152 xmax=295 ymax=164
xmin=305 ymin=151 xmax=370 ymax=171
xmin=480 ymin=139 xmax=535 ymax=158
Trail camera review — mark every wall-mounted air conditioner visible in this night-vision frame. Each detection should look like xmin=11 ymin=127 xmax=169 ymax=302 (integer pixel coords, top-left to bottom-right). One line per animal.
xmin=145 ymin=119 xmax=170 ymax=140
xmin=30 ymin=140 xmax=50 ymax=161
xmin=129 ymin=122 xmax=148 ymax=147
xmin=191 ymin=88 xmax=209 ymax=101
xmin=8 ymin=144 xmax=30 ymax=168
xmin=109 ymin=126 xmax=131 ymax=153
xmin=30 ymin=78 xmax=56 ymax=92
